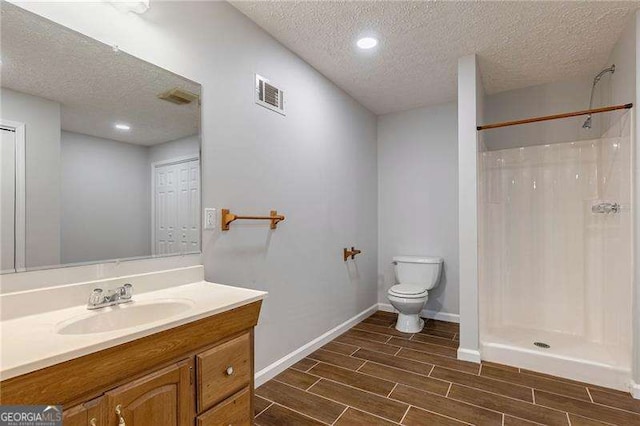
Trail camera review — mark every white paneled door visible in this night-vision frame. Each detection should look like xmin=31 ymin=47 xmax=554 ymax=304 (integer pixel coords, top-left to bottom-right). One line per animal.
xmin=1 ymin=127 xmax=16 ymax=273
xmin=154 ymin=158 xmax=200 ymax=256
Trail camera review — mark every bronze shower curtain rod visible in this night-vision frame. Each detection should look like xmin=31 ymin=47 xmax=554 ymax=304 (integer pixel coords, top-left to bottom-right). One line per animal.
xmin=477 ymin=103 xmax=633 ymax=131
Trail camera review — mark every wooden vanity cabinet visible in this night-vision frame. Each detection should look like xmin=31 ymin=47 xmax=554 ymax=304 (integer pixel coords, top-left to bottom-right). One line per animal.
xmin=61 ymin=333 xmax=252 ymax=426
xmin=61 ymin=351 xmax=251 ymax=426
xmin=0 ymin=301 xmax=261 ymax=426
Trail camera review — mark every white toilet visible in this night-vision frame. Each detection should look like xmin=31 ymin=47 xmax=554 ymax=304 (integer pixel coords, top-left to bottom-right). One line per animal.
xmin=387 ymin=256 xmax=443 ymax=333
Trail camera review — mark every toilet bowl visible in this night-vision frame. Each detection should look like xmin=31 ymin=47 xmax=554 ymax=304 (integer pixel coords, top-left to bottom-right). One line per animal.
xmin=387 ymin=256 xmax=443 ymax=333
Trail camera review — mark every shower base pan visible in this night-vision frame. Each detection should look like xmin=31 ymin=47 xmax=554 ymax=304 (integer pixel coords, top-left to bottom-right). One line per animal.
xmin=481 ymin=326 xmax=631 ymax=392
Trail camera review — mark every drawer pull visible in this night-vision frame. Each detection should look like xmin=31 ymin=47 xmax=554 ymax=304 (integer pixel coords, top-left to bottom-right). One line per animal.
xmin=225 ymin=366 xmax=234 ymax=376
xmin=90 ymin=419 xmax=97 ymax=426
xmin=115 ymin=404 xmax=126 ymax=426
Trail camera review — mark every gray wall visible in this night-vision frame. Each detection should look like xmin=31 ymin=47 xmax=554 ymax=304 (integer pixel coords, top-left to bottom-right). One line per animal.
xmin=482 ymin=22 xmax=635 ymax=149
xmin=196 ymin=3 xmax=378 ymax=372
xmin=60 ymin=131 xmax=150 ymax=264
xmin=149 ymin=134 xmax=200 ymax=165
xmin=0 ymin=87 xmax=60 ymax=269
xmin=602 ymin=14 xmax=636 ymax=114
xmin=15 ymin=2 xmax=379 ymax=373
xmin=484 ymin=76 xmax=603 ymax=151
xmin=377 ymin=102 xmax=459 ymax=316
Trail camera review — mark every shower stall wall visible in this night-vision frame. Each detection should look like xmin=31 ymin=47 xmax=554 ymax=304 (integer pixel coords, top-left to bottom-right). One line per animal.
xmin=479 ymin=112 xmax=633 ymax=391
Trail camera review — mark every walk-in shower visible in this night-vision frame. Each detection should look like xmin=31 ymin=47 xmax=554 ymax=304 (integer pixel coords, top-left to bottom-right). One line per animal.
xmin=478 ymin=106 xmax=633 ymax=391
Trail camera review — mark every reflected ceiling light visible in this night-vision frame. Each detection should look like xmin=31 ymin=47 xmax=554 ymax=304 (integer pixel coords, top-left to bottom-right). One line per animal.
xmin=109 ymin=0 xmax=150 ymax=14
xmin=356 ymin=37 xmax=378 ymax=49
xmin=114 ymin=123 xmax=131 ymax=131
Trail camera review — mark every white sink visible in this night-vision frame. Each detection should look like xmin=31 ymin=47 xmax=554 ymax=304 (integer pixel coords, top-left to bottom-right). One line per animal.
xmin=55 ymin=299 xmax=195 ymax=335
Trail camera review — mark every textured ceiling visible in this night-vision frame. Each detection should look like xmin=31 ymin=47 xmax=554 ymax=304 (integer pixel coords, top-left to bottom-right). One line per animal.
xmin=231 ymin=1 xmax=640 ymax=115
xmin=0 ymin=3 xmax=200 ymax=145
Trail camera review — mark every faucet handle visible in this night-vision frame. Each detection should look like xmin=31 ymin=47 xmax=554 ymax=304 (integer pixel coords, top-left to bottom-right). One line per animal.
xmin=120 ymin=283 xmax=133 ymax=299
xmin=88 ymin=288 xmax=104 ymax=305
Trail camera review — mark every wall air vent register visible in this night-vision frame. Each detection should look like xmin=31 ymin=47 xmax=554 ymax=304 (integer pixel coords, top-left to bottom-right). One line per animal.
xmin=255 ymin=74 xmax=285 ymax=116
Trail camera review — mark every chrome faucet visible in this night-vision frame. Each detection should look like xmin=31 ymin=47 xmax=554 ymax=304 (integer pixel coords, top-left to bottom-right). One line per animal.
xmin=87 ymin=283 xmax=133 ymax=310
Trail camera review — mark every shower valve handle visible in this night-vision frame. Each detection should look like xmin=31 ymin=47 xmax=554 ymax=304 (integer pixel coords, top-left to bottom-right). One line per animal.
xmin=591 ymin=202 xmax=620 ymax=214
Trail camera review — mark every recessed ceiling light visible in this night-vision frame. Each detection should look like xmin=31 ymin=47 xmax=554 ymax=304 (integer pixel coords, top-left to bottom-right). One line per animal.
xmin=114 ymin=123 xmax=131 ymax=131
xmin=357 ymin=37 xmax=378 ymax=50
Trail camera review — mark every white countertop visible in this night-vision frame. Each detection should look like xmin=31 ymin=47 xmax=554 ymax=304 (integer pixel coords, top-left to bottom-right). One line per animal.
xmin=0 ymin=280 xmax=266 ymax=380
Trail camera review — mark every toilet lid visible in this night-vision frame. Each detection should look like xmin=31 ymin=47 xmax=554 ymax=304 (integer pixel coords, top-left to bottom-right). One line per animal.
xmin=389 ymin=284 xmax=427 ymax=296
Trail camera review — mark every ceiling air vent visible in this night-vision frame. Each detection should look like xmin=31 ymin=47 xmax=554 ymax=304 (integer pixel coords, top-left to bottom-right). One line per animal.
xmin=158 ymin=88 xmax=199 ymax=105
xmin=255 ymin=74 xmax=285 ymax=115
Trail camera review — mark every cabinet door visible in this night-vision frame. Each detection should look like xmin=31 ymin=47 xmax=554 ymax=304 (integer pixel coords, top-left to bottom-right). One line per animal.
xmin=105 ymin=359 xmax=193 ymax=426
xmin=63 ymin=397 xmax=106 ymax=426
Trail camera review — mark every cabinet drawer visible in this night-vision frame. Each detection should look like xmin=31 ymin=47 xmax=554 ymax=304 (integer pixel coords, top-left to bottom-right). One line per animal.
xmin=197 ymin=386 xmax=251 ymax=426
xmin=197 ymin=332 xmax=251 ymax=412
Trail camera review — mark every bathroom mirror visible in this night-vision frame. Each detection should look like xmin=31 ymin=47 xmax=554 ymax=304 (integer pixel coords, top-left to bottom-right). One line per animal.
xmin=0 ymin=4 xmax=202 ymax=273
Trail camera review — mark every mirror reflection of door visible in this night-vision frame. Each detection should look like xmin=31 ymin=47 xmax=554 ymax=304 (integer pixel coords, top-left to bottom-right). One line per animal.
xmin=0 ymin=121 xmax=25 ymax=274
xmin=1 ymin=127 xmax=16 ymax=273
xmin=153 ymin=158 xmax=200 ymax=256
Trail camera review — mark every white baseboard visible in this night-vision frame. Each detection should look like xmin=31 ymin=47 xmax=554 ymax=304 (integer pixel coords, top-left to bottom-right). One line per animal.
xmin=377 ymin=303 xmax=395 ymax=313
xmin=377 ymin=303 xmax=460 ymax=323
xmin=254 ymin=303 xmax=379 ymax=387
xmin=631 ymin=380 xmax=640 ymax=399
xmin=457 ymin=347 xmax=481 ymax=363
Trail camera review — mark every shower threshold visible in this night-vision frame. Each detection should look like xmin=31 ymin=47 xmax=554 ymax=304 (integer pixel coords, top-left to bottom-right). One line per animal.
xmin=481 ymin=326 xmax=631 ymax=392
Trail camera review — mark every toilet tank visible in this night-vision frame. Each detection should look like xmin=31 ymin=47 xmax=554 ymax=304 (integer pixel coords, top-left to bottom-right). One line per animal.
xmin=393 ymin=256 xmax=443 ymax=289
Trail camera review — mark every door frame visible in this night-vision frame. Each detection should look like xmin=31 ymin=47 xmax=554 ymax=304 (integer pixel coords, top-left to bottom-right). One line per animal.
xmin=150 ymin=155 xmax=199 ymax=256
xmin=1 ymin=119 xmax=26 ymax=272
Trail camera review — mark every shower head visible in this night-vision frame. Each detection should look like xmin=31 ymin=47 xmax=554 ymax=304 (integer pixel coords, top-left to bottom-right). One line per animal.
xmin=583 ymin=64 xmax=615 ymax=130
xmin=593 ymin=64 xmax=615 ymax=84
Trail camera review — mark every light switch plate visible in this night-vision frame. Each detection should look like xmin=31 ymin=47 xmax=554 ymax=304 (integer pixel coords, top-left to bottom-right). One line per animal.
xmin=204 ymin=208 xmax=216 ymax=230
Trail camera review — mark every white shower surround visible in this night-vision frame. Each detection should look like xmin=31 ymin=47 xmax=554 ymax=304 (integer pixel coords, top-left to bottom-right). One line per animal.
xmin=479 ymin=112 xmax=633 ymax=391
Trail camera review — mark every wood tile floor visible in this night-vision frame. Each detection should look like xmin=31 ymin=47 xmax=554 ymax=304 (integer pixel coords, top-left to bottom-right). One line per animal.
xmin=254 ymin=311 xmax=640 ymax=426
